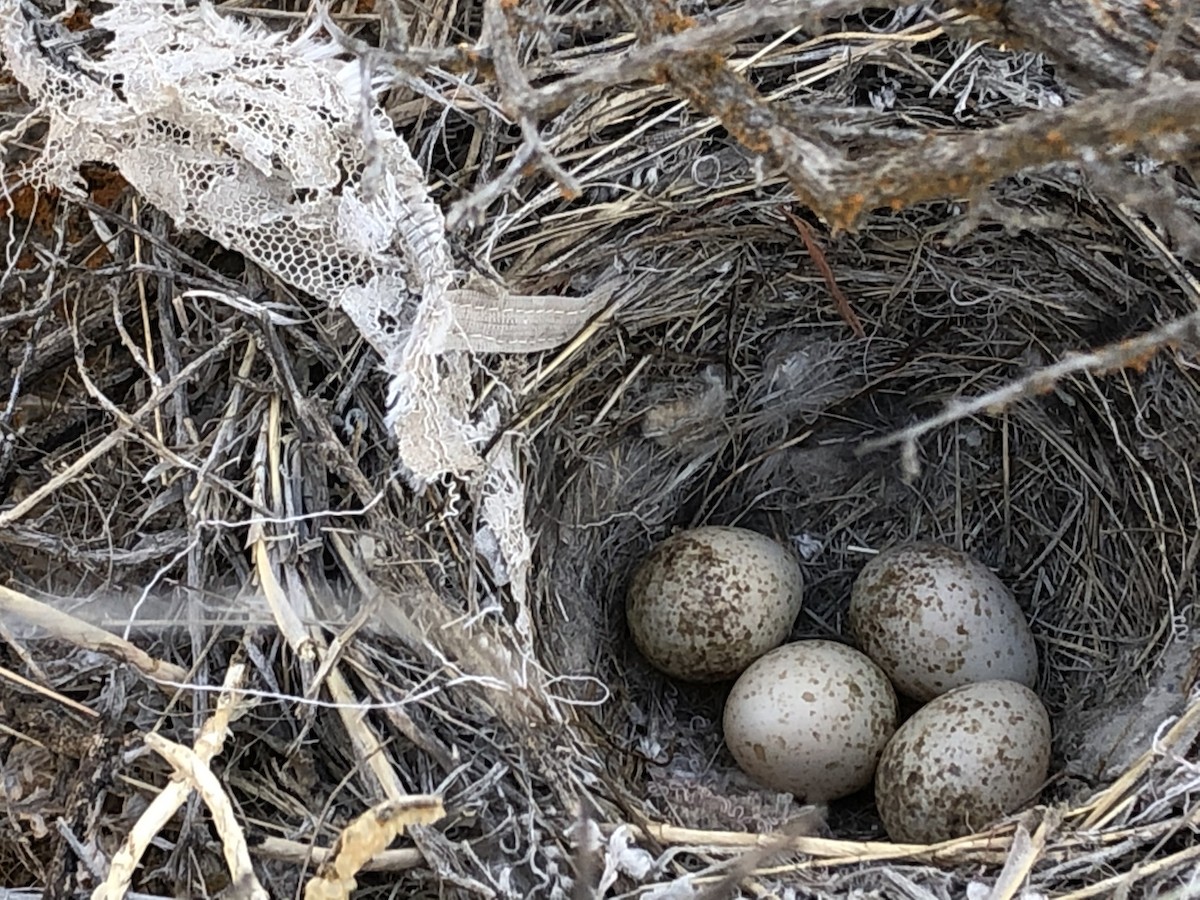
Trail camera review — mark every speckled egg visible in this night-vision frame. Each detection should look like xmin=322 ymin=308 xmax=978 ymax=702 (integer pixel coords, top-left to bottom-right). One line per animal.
xmin=875 ymin=679 xmax=1051 ymax=843
xmin=627 ymin=526 xmax=803 ymax=682
xmin=849 ymin=541 xmax=1038 ymax=702
xmin=722 ymin=640 xmax=898 ymax=802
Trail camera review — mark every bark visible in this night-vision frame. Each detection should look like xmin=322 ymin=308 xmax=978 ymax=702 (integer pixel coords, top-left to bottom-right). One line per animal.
xmin=940 ymin=0 xmax=1200 ymax=90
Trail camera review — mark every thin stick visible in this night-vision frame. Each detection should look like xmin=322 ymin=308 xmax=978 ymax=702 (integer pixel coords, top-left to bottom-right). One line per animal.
xmin=856 ymin=309 xmax=1200 ymax=478
xmin=1053 ymin=841 xmax=1200 ymax=900
xmin=0 ymin=330 xmax=244 ymax=529
xmin=610 ymin=819 xmax=1017 ymax=865
xmin=94 ymin=660 xmax=250 ymax=900
xmin=0 ymin=663 xmax=99 ymax=719
xmin=782 ymin=208 xmax=865 ymax=337
xmin=143 ymin=731 xmax=268 ymax=900
xmin=251 ymin=836 xmax=423 ymax=872
xmin=0 ymin=584 xmax=189 ymax=684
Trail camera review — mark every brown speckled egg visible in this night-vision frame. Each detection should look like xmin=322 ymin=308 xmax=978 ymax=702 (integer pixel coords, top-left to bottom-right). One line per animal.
xmin=627 ymin=526 xmax=803 ymax=682
xmin=875 ymin=679 xmax=1051 ymax=843
xmin=849 ymin=542 xmax=1038 ymax=702
xmin=722 ymin=640 xmax=898 ymax=802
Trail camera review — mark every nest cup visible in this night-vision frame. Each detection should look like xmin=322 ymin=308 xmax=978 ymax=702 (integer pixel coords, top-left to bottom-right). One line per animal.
xmin=525 ymin=194 xmax=1200 ymax=876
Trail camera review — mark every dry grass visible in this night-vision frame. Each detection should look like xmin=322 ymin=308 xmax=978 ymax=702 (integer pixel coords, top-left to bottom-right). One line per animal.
xmin=3 ymin=0 xmax=1200 ymax=897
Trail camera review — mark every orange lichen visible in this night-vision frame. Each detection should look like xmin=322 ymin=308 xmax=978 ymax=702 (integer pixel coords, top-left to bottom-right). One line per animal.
xmin=1043 ymin=129 xmax=1071 ymax=154
xmin=945 ymin=173 xmax=977 ymax=195
xmin=874 ymin=174 xmax=898 ymax=193
xmin=1098 ymin=340 xmax=1164 ymax=375
xmin=830 ymin=193 xmax=867 ymax=231
xmin=1029 ymin=375 xmax=1058 ymax=397
xmin=728 ymin=126 xmax=770 ymax=154
xmin=62 ymin=7 xmax=92 ymax=30
xmin=651 ymin=5 xmax=696 ymax=35
xmin=1142 ymin=0 xmax=1171 ymax=22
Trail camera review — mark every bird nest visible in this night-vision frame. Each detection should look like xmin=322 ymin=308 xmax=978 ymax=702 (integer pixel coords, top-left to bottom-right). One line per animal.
xmin=2 ymin=0 xmax=1200 ymax=897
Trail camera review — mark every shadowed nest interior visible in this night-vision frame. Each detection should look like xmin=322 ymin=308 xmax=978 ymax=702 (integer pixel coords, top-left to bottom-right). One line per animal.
xmin=2 ymin=0 xmax=1200 ymax=897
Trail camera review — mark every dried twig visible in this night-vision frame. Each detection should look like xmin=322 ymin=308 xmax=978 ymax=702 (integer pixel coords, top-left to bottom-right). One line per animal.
xmin=303 ymin=796 xmax=445 ymax=900
xmin=523 ymin=0 xmax=915 ymax=116
xmin=825 ymin=76 xmax=1200 ymax=229
xmin=781 ymin=208 xmax=865 ymax=337
xmin=0 ymin=329 xmax=248 ymax=529
xmin=251 ymin=836 xmax=424 ymax=873
xmin=461 ymin=0 xmax=583 ymax=219
xmin=0 ymin=662 xmax=100 ymax=720
xmin=938 ymin=0 xmax=1200 ymax=89
xmin=94 ymin=659 xmax=251 ymax=900
xmin=609 ymin=820 xmax=1018 ymax=866
xmin=248 ymin=409 xmax=409 ymax=804
xmin=469 ymin=0 xmax=1200 ymax=231
xmin=143 ymin=731 xmax=268 ymax=900
xmin=856 ymin=309 xmax=1200 ymax=478
xmin=0 ymin=585 xmax=189 ymax=684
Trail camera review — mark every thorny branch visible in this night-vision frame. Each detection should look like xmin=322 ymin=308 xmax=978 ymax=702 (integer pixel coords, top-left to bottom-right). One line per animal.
xmin=824 ymin=76 xmax=1200 ymax=229
xmin=465 ymin=0 xmax=1200 ymax=232
xmin=939 ymin=0 xmax=1200 ymax=90
xmin=521 ymin=0 xmax=915 ymax=117
xmin=472 ymin=0 xmax=582 ymax=216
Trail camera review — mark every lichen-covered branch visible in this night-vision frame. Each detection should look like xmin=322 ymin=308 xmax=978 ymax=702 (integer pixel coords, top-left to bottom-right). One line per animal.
xmin=524 ymin=0 xmax=914 ymax=117
xmin=938 ymin=0 xmax=1200 ymax=90
xmin=478 ymin=0 xmax=1200 ymax=232
xmin=825 ymin=75 xmax=1200 ymax=229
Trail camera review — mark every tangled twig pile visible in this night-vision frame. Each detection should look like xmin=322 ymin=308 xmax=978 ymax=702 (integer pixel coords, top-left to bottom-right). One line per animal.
xmin=2 ymin=0 xmax=1200 ymax=897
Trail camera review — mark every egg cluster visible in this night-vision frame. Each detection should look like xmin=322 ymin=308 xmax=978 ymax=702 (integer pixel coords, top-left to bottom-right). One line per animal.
xmin=627 ymin=529 xmax=1050 ymax=843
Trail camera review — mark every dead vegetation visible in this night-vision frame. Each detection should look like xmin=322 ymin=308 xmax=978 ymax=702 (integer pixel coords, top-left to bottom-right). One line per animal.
xmin=2 ymin=0 xmax=1200 ymax=897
